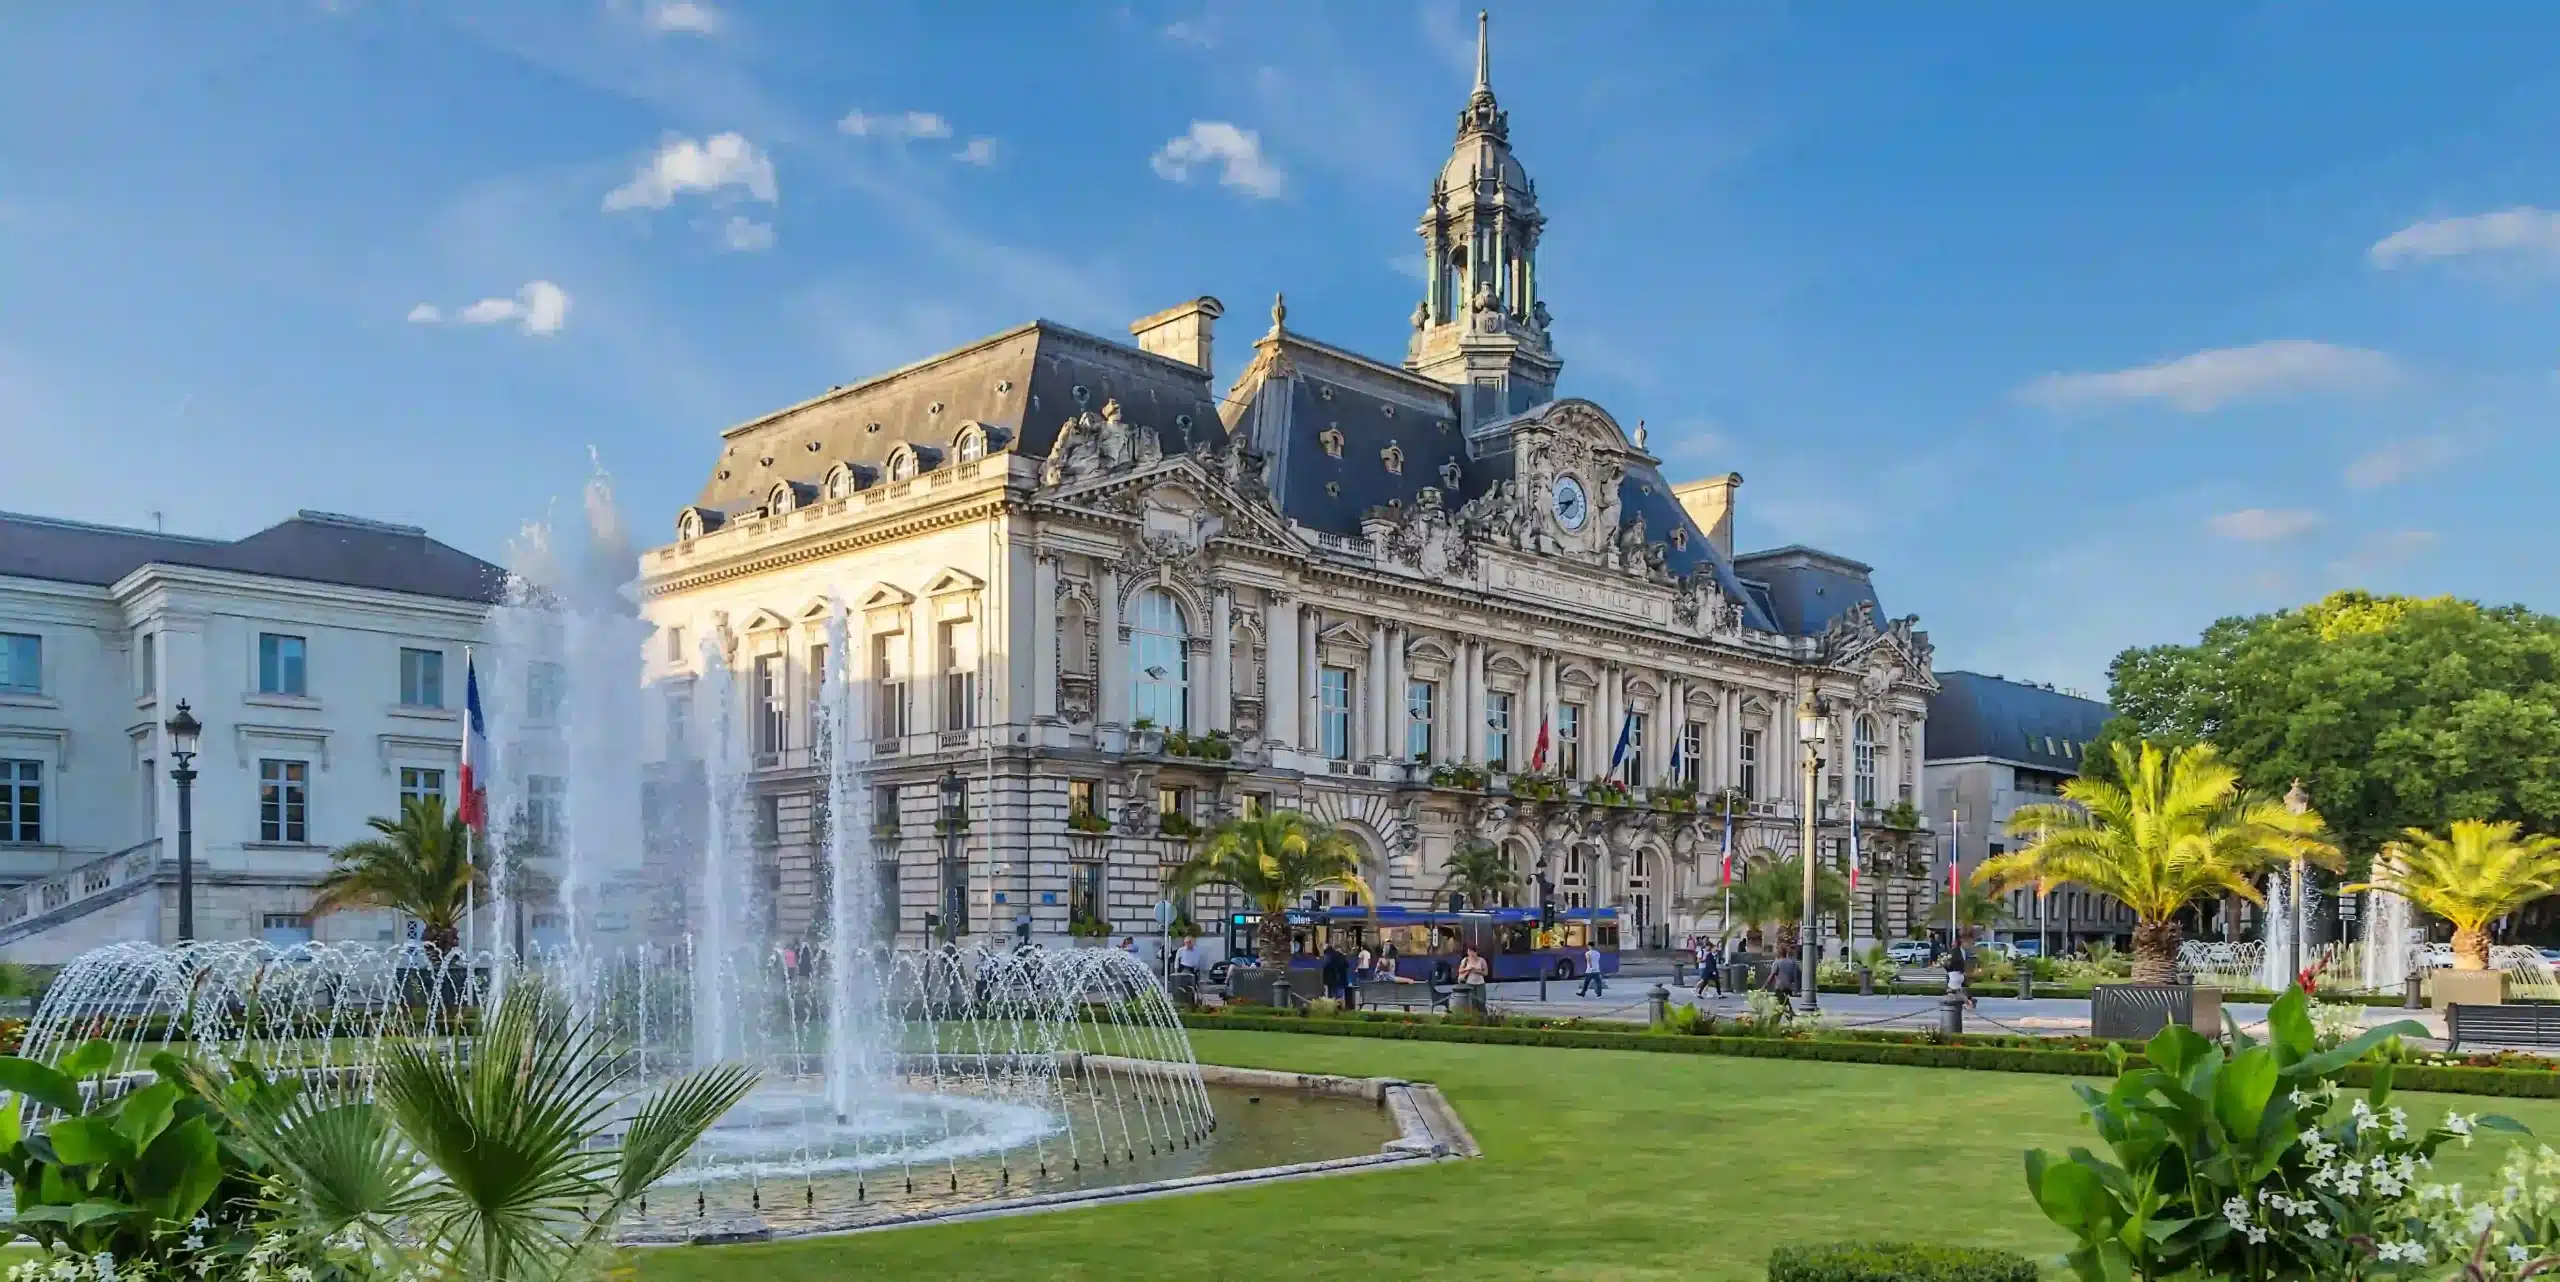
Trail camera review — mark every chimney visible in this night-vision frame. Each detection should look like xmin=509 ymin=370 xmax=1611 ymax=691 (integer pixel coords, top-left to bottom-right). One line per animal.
xmin=1130 ymin=297 xmax=1224 ymax=373
xmin=1672 ymin=472 xmax=1742 ymax=560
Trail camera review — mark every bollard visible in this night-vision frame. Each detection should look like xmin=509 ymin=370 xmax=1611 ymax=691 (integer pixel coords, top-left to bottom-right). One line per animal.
xmin=1648 ymin=983 xmax=1671 ymax=1027
xmin=1272 ymin=975 xmax=1293 ymax=1012
xmin=1857 ymin=966 xmax=1874 ymax=997
xmin=1938 ymin=993 xmax=1966 ymax=1036
xmin=2018 ymin=967 xmax=2035 ymax=1000
xmin=2405 ymin=973 xmax=2425 ymax=1010
xmin=1672 ymin=959 xmax=1687 ymax=988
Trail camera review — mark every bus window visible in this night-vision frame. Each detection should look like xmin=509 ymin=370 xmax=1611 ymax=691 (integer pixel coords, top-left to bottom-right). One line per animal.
xmin=1560 ymin=920 xmax=1588 ymax=950
xmin=1496 ymin=922 xmax=1533 ymax=954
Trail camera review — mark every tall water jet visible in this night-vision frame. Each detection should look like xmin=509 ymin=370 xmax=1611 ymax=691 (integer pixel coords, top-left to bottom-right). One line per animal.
xmin=2258 ymin=872 xmax=2293 ymax=991
xmin=695 ymin=624 xmax=753 ymax=1068
xmin=818 ymin=598 xmax=887 ymax=1119
xmin=2362 ymin=855 xmax=2413 ymax=995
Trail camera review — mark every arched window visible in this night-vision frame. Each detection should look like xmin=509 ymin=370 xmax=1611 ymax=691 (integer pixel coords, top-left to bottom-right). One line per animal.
xmin=825 ymin=464 xmax=856 ymax=500
xmin=1853 ymin=716 xmax=1879 ymax=809
xmin=954 ymin=426 xmax=986 ymax=464
xmin=1130 ymin=588 xmax=1189 ymax=730
xmin=887 ymin=447 xmax=919 ymax=482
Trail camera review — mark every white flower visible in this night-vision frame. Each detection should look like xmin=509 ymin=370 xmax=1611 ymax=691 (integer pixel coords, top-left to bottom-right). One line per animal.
xmin=2304 ymin=1220 xmax=2330 ymax=1239
xmin=2514 ymin=1244 xmax=2535 ymax=1263
xmin=2446 ymin=1112 xmax=2476 ymax=1137
xmin=2470 ymin=1203 xmax=2498 ymax=1235
xmin=180 ymin=1236 xmax=201 ymax=1252
xmin=2247 ymin=1225 xmax=2269 ymax=1245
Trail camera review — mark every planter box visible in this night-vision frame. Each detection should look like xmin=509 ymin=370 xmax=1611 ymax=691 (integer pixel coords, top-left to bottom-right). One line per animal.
xmin=2092 ymin=983 xmax=2220 ymax=1041
xmin=2432 ymin=967 xmax=2509 ymax=1008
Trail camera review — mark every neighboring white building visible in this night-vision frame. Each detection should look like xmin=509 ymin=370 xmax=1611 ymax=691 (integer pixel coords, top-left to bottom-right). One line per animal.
xmin=636 ymin=20 xmax=1942 ymax=959
xmin=1921 ymin=670 xmax=2127 ymax=949
xmin=0 ymin=509 xmax=502 ymax=960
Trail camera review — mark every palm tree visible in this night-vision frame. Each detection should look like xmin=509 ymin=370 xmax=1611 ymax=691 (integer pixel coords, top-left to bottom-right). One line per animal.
xmin=1726 ymin=855 xmax=1847 ymax=958
xmin=1978 ymin=740 xmax=2335 ymax=983
xmin=1435 ymin=840 xmax=1519 ymax=909
xmin=207 ymin=978 xmax=757 ymax=1281
xmin=1930 ymin=880 xmax=2010 ymax=945
xmin=2349 ymin=819 xmax=2560 ymax=971
xmin=1163 ymin=811 xmax=1372 ymax=964
xmin=312 ymin=798 xmax=483 ymax=954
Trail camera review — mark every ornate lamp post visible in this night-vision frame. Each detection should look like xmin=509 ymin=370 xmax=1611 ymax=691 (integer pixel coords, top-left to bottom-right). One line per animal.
xmin=938 ymin=768 xmax=967 ymax=945
xmin=164 ymin=701 xmax=201 ymax=942
xmin=1797 ymin=691 xmax=1830 ymax=1012
xmin=2285 ymin=778 xmax=2310 ymax=986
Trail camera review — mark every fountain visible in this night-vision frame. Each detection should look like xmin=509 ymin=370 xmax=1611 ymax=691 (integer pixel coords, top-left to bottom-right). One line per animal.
xmin=12 ymin=465 xmax=1230 ymax=1239
xmin=2257 ymin=872 xmax=2294 ymax=991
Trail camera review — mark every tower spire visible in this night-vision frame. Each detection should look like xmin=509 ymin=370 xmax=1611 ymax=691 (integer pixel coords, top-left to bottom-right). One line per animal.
xmin=1474 ymin=10 xmax=1491 ymax=96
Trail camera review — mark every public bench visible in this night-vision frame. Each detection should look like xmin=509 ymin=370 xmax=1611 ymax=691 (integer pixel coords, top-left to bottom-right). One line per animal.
xmin=1356 ymin=979 xmax=1450 ymax=1013
xmin=2446 ymin=1003 xmax=2560 ymax=1053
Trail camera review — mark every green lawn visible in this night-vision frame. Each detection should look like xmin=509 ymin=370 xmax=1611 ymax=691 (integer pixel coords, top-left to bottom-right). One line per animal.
xmin=629 ymin=1032 xmax=2560 ymax=1282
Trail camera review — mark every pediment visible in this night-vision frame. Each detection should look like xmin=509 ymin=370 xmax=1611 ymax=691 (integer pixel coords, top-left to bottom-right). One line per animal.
xmin=857 ymin=582 xmax=915 ymax=610
xmin=1046 ymin=452 xmax=1305 ymax=558
xmin=742 ymin=608 xmax=792 ymax=633
xmin=923 ymin=568 xmax=985 ymax=597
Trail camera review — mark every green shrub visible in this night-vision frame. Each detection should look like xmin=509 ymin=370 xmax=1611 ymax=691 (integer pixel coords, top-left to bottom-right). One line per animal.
xmin=1768 ymin=1241 xmax=2038 ymax=1282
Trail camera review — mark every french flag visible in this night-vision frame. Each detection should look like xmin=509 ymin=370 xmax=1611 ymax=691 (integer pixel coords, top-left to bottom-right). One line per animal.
xmin=458 ymin=653 xmax=490 ymax=836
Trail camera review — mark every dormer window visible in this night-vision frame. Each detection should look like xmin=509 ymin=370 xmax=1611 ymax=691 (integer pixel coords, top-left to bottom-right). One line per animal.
xmin=954 ymin=424 xmax=987 ymax=463
xmin=1669 ymin=527 xmax=1689 ymax=550
xmin=1381 ymin=442 xmax=1404 ymax=475
xmin=1319 ymin=427 xmax=1344 ymax=458
xmin=824 ymin=463 xmax=856 ymax=499
xmin=676 ymin=506 xmax=726 ymax=540
xmin=887 ymin=445 xmax=920 ymax=482
xmin=768 ymin=483 xmax=796 ymax=514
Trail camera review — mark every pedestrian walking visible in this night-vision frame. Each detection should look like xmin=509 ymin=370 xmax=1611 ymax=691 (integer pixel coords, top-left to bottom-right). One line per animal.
xmin=1321 ymin=943 xmax=1351 ymax=1006
xmin=1766 ymin=950 xmax=1802 ymax=1015
xmin=1696 ymin=941 xmax=1720 ymax=996
xmin=1945 ymin=948 xmax=1976 ymax=1012
xmin=1577 ymin=941 xmax=1606 ymax=997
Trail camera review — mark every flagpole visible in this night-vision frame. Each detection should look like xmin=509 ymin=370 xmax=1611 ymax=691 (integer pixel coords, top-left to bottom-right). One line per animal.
xmin=464 ymin=645 xmax=476 ymax=965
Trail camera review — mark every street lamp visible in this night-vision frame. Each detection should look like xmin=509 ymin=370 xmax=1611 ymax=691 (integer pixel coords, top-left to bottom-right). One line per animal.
xmin=164 ymin=701 xmax=201 ymax=942
xmin=938 ymin=768 xmax=967 ymax=945
xmin=1797 ymin=691 xmax=1830 ymax=1013
xmin=2285 ymin=778 xmax=2310 ymax=986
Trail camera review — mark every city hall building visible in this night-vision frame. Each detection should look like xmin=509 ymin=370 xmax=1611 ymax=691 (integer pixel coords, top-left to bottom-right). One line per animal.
xmin=638 ymin=26 xmax=1941 ymax=955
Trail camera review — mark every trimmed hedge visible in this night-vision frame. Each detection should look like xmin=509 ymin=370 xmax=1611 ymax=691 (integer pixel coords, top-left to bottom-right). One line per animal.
xmin=1768 ymin=1241 xmax=2038 ymax=1282
xmin=1179 ymin=1012 xmax=2560 ymax=1098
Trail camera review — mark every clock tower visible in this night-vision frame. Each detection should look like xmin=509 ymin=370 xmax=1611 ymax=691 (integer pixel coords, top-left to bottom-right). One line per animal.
xmin=1405 ymin=11 xmax=1562 ymax=434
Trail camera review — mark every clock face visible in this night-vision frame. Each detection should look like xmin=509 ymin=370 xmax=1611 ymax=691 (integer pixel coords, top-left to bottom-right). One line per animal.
xmin=1551 ymin=475 xmax=1589 ymax=531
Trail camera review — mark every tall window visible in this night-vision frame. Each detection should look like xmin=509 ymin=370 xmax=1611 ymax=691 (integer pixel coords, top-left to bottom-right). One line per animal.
xmin=1486 ymin=692 xmax=1513 ymax=770
xmin=1557 ymin=703 xmax=1584 ymax=778
xmin=1240 ymin=792 xmax=1265 ymax=820
xmin=665 ymin=688 xmax=690 ymax=757
xmin=527 ymin=774 xmax=566 ymax=850
xmin=872 ymin=633 xmax=907 ymax=739
xmin=806 ymin=643 xmax=830 ymax=743
xmin=527 ymin=662 xmax=566 ymax=721
xmin=0 ymin=760 xmax=39 ymax=843
xmin=1319 ymin=667 xmax=1353 ymax=760
xmin=257 ymin=634 xmax=307 ymax=696
xmin=1130 ymin=589 xmax=1189 ymax=730
xmin=1068 ymin=779 xmax=1097 ymax=819
xmin=1157 ymin=786 xmax=1191 ymax=820
xmin=665 ymin=626 xmax=686 ymax=662
xmin=1679 ymin=720 xmax=1703 ymax=790
xmin=940 ymin=619 xmax=979 ymax=731
xmin=1739 ymin=728 xmax=1761 ymax=798
xmin=259 ymin=760 xmax=309 ymax=843
xmin=1854 ymin=716 xmax=1878 ymax=808
xmin=1405 ymin=681 xmax=1436 ymax=762
xmin=955 ymin=428 xmax=986 ymax=463
xmin=754 ymin=655 xmax=785 ymax=754
xmin=0 ymin=633 xmax=38 ymax=694
xmin=1070 ymin=860 xmax=1105 ymax=926
xmin=139 ymin=633 xmax=155 ymax=696
xmin=399 ymin=648 xmax=445 ymax=708
xmin=398 ymin=767 xmax=444 ymax=808
xmin=1620 ymin=712 xmax=1646 ymax=783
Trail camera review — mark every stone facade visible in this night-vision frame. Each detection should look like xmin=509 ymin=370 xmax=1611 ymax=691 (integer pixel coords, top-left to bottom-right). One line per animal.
xmin=637 ymin=22 xmax=1941 ymax=958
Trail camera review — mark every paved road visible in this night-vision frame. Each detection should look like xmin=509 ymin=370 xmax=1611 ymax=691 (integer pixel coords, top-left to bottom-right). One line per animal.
xmin=1468 ymin=978 xmax=2452 ymax=1043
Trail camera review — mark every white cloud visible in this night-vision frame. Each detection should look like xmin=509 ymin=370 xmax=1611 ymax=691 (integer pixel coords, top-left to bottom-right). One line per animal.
xmin=2018 ymin=340 xmax=2397 ymax=413
xmin=2371 ymin=207 xmax=2560 ymax=267
xmin=838 ymin=109 xmax=952 ymax=142
xmin=646 ymin=0 xmax=722 ymax=35
xmin=954 ymin=138 xmax=996 ymax=166
xmin=2344 ymin=432 xmax=2465 ymax=488
xmin=602 ymin=132 xmax=776 ymax=212
xmin=416 ymin=280 xmax=572 ymax=336
xmin=720 ymin=215 xmax=774 ymax=252
xmin=1150 ymin=121 xmax=1285 ymax=198
xmin=1162 ymin=18 xmax=1216 ymax=48
xmin=2329 ymin=529 xmax=2439 ymax=579
xmin=2207 ymin=508 xmax=2322 ymax=542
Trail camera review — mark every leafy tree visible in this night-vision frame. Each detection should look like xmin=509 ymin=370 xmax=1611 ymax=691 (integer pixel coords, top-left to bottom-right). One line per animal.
xmin=1979 ymin=741 xmax=2336 ymax=982
xmin=1726 ymin=855 xmax=1847 ymax=958
xmin=312 ymin=798 xmax=483 ymax=953
xmin=2094 ymin=591 xmax=2560 ymax=865
xmin=1162 ymin=811 xmax=1372 ymax=964
xmin=2348 ymin=819 xmax=2560 ymax=970
xmin=1928 ymin=880 xmax=2011 ymax=944
xmin=1435 ymin=840 xmax=1519 ymax=909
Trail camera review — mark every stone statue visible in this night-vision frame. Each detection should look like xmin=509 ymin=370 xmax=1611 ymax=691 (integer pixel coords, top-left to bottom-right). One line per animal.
xmin=1097 ymin=401 xmax=1133 ymax=470
xmin=1531 ymin=298 xmax=1551 ymax=333
xmin=1615 ymin=512 xmax=1647 ymax=570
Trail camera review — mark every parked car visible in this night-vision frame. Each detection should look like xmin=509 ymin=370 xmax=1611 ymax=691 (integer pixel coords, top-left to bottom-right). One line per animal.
xmin=1884 ymin=941 xmax=1933 ymax=966
xmin=2009 ymin=939 xmax=2044 ymax=958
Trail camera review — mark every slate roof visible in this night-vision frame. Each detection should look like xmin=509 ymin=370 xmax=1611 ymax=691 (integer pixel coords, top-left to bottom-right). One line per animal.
xmin=1268 ymin=367 xmax=1461 ymax=535
xmin=0 ymin=510 xmax=506 ymax=604
xmin=694 ymin=320 xmax=1223 ymax=522
xmin=1730 ymin=546 xmax=1882 ymax=637
xmin=1925 ymin=670 xmax=2111 ymax=773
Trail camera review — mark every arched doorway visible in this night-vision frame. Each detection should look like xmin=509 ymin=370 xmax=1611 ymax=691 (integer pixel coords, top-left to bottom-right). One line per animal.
xmin=1629 ymin=847 xmax=1660 ymax=950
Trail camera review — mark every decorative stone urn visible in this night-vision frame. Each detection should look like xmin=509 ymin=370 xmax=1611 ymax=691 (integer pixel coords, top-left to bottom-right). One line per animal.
xmin=2430 ymin=967 xmax=2509 ymax=1008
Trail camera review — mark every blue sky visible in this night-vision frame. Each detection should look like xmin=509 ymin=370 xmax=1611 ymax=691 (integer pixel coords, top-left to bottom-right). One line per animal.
xmin=5 ymin=2 xmax=2558 ymax=692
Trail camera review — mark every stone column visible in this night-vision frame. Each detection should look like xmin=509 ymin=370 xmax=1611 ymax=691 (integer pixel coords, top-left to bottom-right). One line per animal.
xmin=1264 ymin=592 xmax=1297 ymax=749
xmin=1299 ymin=605 xmax=1321 ymax=751
xmin=1461 ymin=640 xmax=1485 ymax=764
xmin=1097 ymin=564 xmax=1127 ymax=727
xmin=1659 ymin=675 xmax=1681 ymax=787
xmin=1365 ymin=620 xmax=1390 ymax=759
xmin=1436 ymin=637 xmax=1459 ymax=765
xmin=1208 ymin=584 xmax=1233 ymax=735
xmin=1032 ymin=554 xmax=1060 ymax=722
xmin=1386 ymin=625 xmax=1408 ymax=760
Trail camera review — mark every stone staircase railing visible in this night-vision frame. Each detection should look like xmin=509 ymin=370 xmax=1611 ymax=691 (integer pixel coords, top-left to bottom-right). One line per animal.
xmin=0 ymin=839 xmax=159 ymax=936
